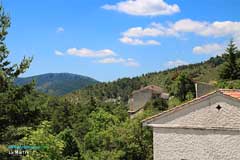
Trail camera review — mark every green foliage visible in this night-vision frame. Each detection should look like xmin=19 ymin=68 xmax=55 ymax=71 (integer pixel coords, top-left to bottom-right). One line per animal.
xmin=57 ymin=128 xmax=80 ymax=160
xmin=66 ymin=77 xmax=146 ymax=104
xmin=117 ymin=113 xmax=153 ymax=160
xmin=144 ymin=97 xmax=168 ymax=112
xmin=4 ymin=3 xmax=240 ymax=160
xmin=0 ymin=4 xmax=51 ymax=147
xmin=171 ymin=73 xmax=195 ymax=101
xmin=0 ymin=145 xmax=9 ymax=160
xmin=20 ymin=121 xmax=65 ymax=160
xmin=217 ymin=80 xmax=240 ymax=89
xmin=219 ymin=40 xmax=240 ymax=80
xmin=168 ymin=97 xmax=182 ymax=108
xmin=81 ymin=108 xmax=124 ymax=160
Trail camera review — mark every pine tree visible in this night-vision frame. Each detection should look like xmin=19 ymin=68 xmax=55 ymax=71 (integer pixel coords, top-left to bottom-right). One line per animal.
xmin=219 ymin=40 xmax=240 ymax=80
xmin=0 ymin=5 xmax=45 ymax=145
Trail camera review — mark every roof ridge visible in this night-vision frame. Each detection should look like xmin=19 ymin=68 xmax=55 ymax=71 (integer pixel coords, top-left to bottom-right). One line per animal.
xmin=132 ymin=85 xmax=164 ymax=94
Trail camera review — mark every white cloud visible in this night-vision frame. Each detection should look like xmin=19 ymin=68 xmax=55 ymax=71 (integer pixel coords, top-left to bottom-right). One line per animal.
xmin=199 ymin=21 xmax=240 ymax=37
xmin=193 ymin=43 xmax=224 ymax=55
xmin=147 ymin=40 xmax=161 ymax=45
xmin=235 ymin=35 xmax=240 ymax=46
xmin=120 ymin=19 xmax=240 ymax=48
xmin=122 ymin=19 xmax=240 ymax=40
xmin=67 ymin=48 xmax=117 ymax=58
xmin=125 ymin=58 xmax=140 ymax=67
xmin=119 ymin=36 xmax=160 ymax=45
xmin=166 ymin=59 xmax=188 ymax=68
xmin=98 ymin=57 xmax=125 ymax=64
xmin=55 ymin=50 xmax=64 ymax=56
xmin=172 ymin=19 xmax=240 ymax=38
xmin=172 ymin=19 xmax=207 ymax=33
xmin=63 ymin=47 xmax=139 ymax=67
xmin=123 ymin=23 xmax=176 ymax=38
xmin=102 ymin=0 xmax=180 ymax=16
xmin=97 ymin=57 xmax=140 ymax=67
xmin=56 ymin=27 xmax=64 ymax=33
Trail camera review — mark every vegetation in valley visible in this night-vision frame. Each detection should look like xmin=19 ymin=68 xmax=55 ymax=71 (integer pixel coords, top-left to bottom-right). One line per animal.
xmin=1 ymin=3 xmax=240 ymax=160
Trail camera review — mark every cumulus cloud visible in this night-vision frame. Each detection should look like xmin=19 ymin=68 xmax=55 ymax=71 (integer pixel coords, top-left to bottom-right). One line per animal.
xmin=193 ymin=43 xmax=224 ymax=55
xmin=56 ymin=27 xmax=64 ymax=33
xmin=171 ymin=19 xmax=207 ymax=33
xmin=123 ymin=23 xmax=176 ymax=38
xmin=97 ymin=57 xmax=140 ymax=67
xmin=122 ymin=19 xmax=240 ymax=40
xmin=120 ymin=19 xmax=240 ymax=47
xmin=166 ymin=59 xmax=188 ymax=68
xmin=57 ymin=47 xmax=140 ymax=67
xmin=67 ymin=48 xmax=117 ymax=57
xmin=119 ymin=36 xmax=160 ymax=45
xmin=102 ymin=0 xmax=180 ymax=16
xmin=172 ymin=19 xmax=240 ymax=38
xmin=55 ymin=50 xmax=64 ymax=56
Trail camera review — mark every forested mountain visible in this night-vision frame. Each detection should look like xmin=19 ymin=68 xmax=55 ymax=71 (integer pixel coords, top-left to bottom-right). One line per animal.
xmin=15 ymin=73 xmax=99 ymax=96
xmin=64 ymin=54 xmax=226 ymax=103
xmin=65 ymin=47 xmax=240 ymax=107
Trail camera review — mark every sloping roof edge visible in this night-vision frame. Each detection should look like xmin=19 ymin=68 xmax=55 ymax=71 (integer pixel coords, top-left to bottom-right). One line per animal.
xmin=142 ymin=89 xmax=240 ymax=126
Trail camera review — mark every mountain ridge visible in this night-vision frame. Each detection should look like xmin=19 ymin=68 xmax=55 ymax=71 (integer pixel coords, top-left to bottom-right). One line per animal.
xmin=15 ymin=73 xmax=99 ymax=96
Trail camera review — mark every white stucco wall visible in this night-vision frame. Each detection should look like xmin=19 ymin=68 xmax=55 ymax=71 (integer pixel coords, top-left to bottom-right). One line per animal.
xmin=151 ymin=94 xmax=240 ymax=128
xmin=153 ymin=128 xmax=240 ymax=160
xmin=148 ymin=93 xmax=240 ymax=160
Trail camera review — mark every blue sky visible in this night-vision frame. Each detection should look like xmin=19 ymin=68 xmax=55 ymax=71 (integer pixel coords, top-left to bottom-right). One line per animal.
xmin=4 ymin=0 xmax=240 ymax=82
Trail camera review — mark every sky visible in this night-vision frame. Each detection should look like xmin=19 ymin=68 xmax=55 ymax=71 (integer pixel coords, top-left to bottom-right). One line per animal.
xmin=3 ymin=0 xmax=240 ymax=82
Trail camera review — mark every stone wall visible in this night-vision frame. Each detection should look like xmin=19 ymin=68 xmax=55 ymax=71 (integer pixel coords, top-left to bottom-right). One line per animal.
xmin=129 ymin=90 xmax=152 ymax=112
xmin=195 ymin=82 xmax=216 ymax=98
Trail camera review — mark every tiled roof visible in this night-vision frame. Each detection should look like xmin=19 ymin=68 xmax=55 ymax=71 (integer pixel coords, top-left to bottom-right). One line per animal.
xmin=220 ymin=89 xmax=240 ymax=100
xmin=142 ymin=89 xmax=240 ymax=125
xmin=132 ymin=85 xmax=164 ymax=94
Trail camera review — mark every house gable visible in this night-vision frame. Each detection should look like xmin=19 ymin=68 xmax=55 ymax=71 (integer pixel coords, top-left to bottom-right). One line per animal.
xmin=143 ymin=91 xmax=240 ymax=129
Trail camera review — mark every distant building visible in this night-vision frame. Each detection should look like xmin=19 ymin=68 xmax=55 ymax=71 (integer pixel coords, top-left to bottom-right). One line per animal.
xmin=128 ymin=85 xmax=169 ymax=118
xmin=143 ymin=89 xmax=240 ymax=160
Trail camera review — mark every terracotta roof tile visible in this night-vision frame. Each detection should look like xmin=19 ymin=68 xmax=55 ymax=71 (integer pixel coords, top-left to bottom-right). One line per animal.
xmin=220 ymin=89 xmax=240 ymax=100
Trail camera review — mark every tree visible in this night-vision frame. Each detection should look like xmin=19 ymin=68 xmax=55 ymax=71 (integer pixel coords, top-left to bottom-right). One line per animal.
xmin=81 ymin=108 xmax=124 ymax=160
xmin=0 ymin=4 xmax=49 ymax=145
xmin=171 ymin=73 xmax=195 ymax=101
xmin=57 ymin=128 xmax=80 ymax=160
xmin=219 ymin=40 xmax=240 ymax=80
xmin=118 ymin=113 xmax=153 ymax=160
xmin=20 ymin=121 xmax=65 ymax=160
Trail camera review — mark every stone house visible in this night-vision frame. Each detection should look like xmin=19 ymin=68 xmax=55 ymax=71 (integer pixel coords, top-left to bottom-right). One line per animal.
xmin=143 ymin=89 xmax=240 ymax=160
xmin=128 ymin=85 xmax=169 ymax=118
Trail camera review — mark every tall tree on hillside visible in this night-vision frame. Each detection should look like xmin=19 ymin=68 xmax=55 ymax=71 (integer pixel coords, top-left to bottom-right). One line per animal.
xmin=0 ymin=5 xmax=47 ymax=147
xmin=0 ymin=5 xmax=33 ymax=101
xmin=219 ymin=40 xmax=240 ymax=80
